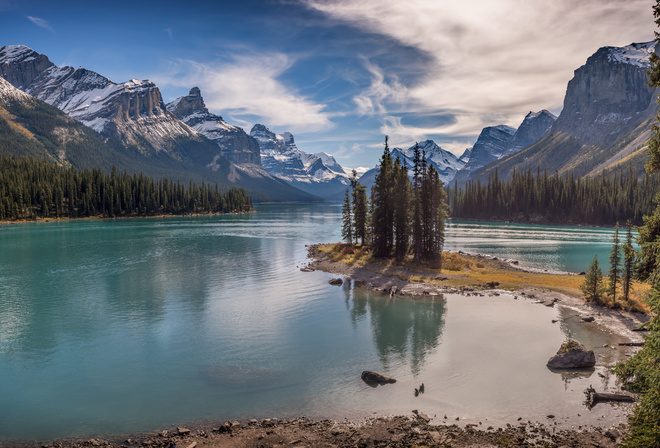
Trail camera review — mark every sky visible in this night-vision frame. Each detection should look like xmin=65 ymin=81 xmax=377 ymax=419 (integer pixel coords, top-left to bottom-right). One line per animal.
xmin=0 ymin=0 xmax=656 ymax=170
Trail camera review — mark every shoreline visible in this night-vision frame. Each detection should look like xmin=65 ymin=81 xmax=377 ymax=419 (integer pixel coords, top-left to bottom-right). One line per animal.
xmin=22 ymin=414 xmax=627 ymax=448
xmin=0 ymin=210 xmax=255 ymax=226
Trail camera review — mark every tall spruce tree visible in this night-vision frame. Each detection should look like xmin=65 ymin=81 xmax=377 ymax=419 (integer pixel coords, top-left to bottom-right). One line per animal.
xmin=622 ymin=220 xmax=635 ymax=302
xmin=615 ymin=3 xmax=660 ymax=445
xmin=370 ymin=136 xmax=395 ymax=257
xmin=393 ymin=158 xmax=411 ymax=261
xmin=411 ymin=143 xmax=423 ymax=261
xmin=350 ymin=170 xmax=368 ymax=245
xmin=609 ymin=222 xmax=621 ymax=305
xmin=341 ymin=188 xmax=353 ymax=244
xmin=581 ymin=255 xmax=605 ymax=304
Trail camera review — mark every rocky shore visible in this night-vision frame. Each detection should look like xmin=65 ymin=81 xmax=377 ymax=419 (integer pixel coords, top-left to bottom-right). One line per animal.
xmin=31 ymin=415 xmax=627 ymax=448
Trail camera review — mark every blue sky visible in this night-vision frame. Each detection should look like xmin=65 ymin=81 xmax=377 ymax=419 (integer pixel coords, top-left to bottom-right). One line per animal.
xmin=0 ymin=0 xmax=656 ymax=169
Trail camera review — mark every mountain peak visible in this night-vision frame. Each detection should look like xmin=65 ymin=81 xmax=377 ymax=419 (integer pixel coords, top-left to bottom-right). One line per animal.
xmin=167 ymin=86 xmax=208 ymax=117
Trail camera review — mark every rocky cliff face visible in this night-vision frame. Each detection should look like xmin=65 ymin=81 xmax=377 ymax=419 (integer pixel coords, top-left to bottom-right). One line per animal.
xmin=507 ymin=110 xmax=557 ymax=154
xmin=0 ymin=45 xmax=53 ymax=90
xmin=251 ymin=124 xmax=350 ymax=198
xmin=167 ymin=87 xmax=262 ymax=165
xmin=555 ymin=41 xmax=657 ymax=145
xmin=454 ymin=125 xmax=515 ymax=182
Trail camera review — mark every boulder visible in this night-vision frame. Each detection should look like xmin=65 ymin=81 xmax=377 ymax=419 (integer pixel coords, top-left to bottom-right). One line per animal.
xmin=547 ymin=342 xmax=596 ymax=369
xmin=361 ymin=370 xmax=397 ymax=384
xmin=328 ymin=277 xmax=343 ymax=286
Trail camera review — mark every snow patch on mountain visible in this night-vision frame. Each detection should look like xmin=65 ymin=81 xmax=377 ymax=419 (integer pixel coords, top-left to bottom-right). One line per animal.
xmin=607 ymin=41 xmax=656 ymax=68
xmin=0 ymin=76 xmax=31 ymax=102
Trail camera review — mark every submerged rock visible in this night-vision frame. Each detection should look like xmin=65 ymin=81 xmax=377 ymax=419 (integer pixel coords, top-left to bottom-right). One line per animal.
xmin=328 ymin=277 xmax=343 ymax=286
xmin=547 ymin=341 xmax=596 ymax=369
xmin=361 ymin=370 xmax=396 ymax=384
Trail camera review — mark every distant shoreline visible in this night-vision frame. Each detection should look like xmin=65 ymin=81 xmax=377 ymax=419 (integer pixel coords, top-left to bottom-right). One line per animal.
xmin=0 ymin=210 xmax=255 ymax=226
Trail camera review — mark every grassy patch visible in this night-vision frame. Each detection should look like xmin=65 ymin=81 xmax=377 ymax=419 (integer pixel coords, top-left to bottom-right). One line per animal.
xmin=316 ymin=243 xmax=651 ymax=313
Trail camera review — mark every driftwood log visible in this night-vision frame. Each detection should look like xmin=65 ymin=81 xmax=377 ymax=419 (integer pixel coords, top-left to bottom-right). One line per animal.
xmin=618 ymin=342 xmax=644 ymax=347
xmin=585 ymin=385 xmax=635 ymax=408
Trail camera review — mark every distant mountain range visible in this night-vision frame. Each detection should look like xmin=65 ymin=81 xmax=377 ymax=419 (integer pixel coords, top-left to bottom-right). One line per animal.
xmin=1 ymin=40 xmax=657 ymax=202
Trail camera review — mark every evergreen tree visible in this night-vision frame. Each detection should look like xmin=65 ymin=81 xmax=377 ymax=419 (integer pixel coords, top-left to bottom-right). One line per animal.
xmin=341 ymin=188 xmax=353 ymax=244
xmin=411 ymin=143 xmax=423 ymax=261
xmin=370 ymin=136 xmax=395 ymax=257
xmin=350 ymin=170 xmax=368 ymax=245
xmin=393 ymin=158 xmax=411 ymax=261
xmin=580 ymin=255 xmax=605 ymax=304
xmin=609 ymin=222 xmax=621 ymax=305
xmin=622 ymin=220 xmax=635 ymax=302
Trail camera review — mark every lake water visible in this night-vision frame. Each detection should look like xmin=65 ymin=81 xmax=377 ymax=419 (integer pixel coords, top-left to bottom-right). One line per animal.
xmin=0 ymin=204 xmax=630 ymax=443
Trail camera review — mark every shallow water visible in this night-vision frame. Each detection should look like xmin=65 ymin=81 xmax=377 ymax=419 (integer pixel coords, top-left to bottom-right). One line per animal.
xmin=0 ymin=204 xmax=629 ymax=442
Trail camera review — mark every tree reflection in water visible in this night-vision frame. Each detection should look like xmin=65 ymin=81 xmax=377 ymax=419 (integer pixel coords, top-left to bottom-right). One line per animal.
xmin=342 ymin=280 xmax=446 ymax=377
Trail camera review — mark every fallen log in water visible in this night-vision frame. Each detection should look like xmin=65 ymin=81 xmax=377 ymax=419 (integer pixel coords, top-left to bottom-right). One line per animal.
xmin=618 ymin=342 xmax=644 ymax=347
xmin=585 ymin=385 xmax=635 ymax=408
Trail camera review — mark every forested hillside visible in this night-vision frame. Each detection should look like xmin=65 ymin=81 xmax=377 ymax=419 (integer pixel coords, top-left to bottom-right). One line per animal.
xmin=448 ymin=167 xmax=659 ymax=226
xmin=0 ymin=155 xmax=252 ymax=221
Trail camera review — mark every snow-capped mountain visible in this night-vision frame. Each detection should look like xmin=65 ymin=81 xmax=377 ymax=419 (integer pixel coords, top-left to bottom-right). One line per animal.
xmin=390 ymin=140 xmax=466 ymax=184
xmin=0 ymin=45 xmax=199 ymax=153
xmin=250 ymin=124 xmax=350 ymax=198
xmin=167 ymin=87 xmax=261 ymax=165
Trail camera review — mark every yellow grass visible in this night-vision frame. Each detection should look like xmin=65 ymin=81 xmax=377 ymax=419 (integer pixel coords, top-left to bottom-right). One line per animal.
xmin=318 ymin=243 xmax=651 ymax=313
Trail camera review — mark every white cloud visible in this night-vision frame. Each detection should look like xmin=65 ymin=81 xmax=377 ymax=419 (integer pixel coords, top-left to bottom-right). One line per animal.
xmin=27 ymin=16 xmax=54 ymax=33
xmin=304 ymin=0 xmax=655 ymax=139
xmin=164 ymin=28 xmax=173 ymax=39
xmin=156 ymin=52 xmax=334 ymax=134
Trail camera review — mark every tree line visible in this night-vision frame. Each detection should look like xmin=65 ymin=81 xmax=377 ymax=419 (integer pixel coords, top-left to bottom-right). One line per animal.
xmin=448 ymin=166 xmax=659 ymax=226
xmin=0 ymin=155 xmax=252 ymax=221
xmin=342 ymin=138 xmax=448 ymax=264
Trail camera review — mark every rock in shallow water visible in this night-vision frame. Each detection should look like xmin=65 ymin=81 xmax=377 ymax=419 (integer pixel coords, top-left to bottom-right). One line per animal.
xmin=361 ymin=370 xmax=396 ymax=384
xmin=547 ymin=343 xmax=596 ymax=369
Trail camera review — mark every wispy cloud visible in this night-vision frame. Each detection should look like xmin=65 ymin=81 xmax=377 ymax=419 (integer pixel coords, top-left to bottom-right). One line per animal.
xmin=353 ymin=58 xmax=409 ymax=115
xmin=27 ymin=16 xmax=54 ymax=33
xmin=164 ymin=28 xmax=173 ymax=39
xmin=303 ymin=0 xmax=654 ymax=139
xmin=156 ymin=51 xmax=333 ymax=133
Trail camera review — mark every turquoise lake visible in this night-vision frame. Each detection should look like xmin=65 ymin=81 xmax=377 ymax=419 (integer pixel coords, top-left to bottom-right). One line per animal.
xmin=0 ymin=204 xmax=631 ymax=443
